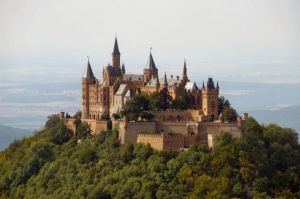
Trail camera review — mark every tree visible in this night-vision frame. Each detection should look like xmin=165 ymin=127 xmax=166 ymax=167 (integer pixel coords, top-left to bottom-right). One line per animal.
xmin=218 ymin=96 xmax=231 ymax=114
xmin=112 ymin=113 xmax=121 ymax=120
xmin=171 ymin=90 xmax=193 ymax=110
xmin=223 ymin=107 xmax=238 ymax=122
xmin=45 ymin=114 xmax=61 ymax=128
xmin=160 ymin=88 xmax=172 ymax=110
xmin=100 ymin=113 xmax=110 ymax=121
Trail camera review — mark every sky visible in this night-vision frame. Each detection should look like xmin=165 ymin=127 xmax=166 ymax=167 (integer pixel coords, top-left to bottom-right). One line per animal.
xmin=0 ymin=0 xmax=299 ymax=129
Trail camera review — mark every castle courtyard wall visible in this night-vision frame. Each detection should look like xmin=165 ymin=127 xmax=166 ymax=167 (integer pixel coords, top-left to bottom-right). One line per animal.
xmin=137 ymin=134 xmax=164 ymax=150
xmin=82 ymin=119 xmax=108 ymax=135
xmin=119 ymin=121 xmax=156 ymax=144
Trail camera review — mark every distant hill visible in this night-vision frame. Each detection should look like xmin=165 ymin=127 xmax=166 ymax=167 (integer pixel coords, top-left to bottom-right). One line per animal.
xmin=0 ymin=124 xmax=32 ymax=150
xmin=246 ymin=105 xmax=300 ymax=134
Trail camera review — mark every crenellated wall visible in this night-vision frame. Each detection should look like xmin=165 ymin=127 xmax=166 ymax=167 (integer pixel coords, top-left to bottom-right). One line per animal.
xmin=153 ymin=109 xmax=203 ymax=122
xmin=137 ymin=133 xmax=164 ymax=150
xmin=119 ymin=121 xmax=156 ymax=144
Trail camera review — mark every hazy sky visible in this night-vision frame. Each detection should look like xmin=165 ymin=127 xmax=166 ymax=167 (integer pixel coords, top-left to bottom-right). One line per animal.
xmin=0 ymin=0 xmax=299 ymax=84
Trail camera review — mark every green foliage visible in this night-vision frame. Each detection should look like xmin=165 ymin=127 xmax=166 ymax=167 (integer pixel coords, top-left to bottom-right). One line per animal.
xmin=223 ymin=107 xmax=238 ymax=122
xmin=100 ymin=113 xmax=110 ymax=121
xmin=218 ymin=96 xmax=231 ymax=114
xmin=0 ymin=116 xmax=300 ymax=198
xmin=112 ymin=113 xmax=121 ymax=120
xmin=218 ymin=96 xmax=238 ymax=122
xmin=73 ymin=111 xmax=82 ymax=119
xmin=45 ymin=114 xmax=61 ymax=128
xmin=171 ymin=90 xmax=193 ymax=110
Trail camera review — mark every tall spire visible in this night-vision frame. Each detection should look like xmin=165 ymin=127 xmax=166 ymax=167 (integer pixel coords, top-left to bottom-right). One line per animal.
xmin=202 ymin=81 xmax=205 ymax=89
xmin=145 ymin=49 xmax=157 ymax=71
xmin=121 ymin=63 xmax=125 ymax=74
xmin=216 ymin=81 xmax=219 ymax=89
xmin=113 ymin=37 xmax=120 ymax=55
xmin=183 ymin=59 xmax=188 ymax=81
xmin=83 ymin=56 xmax=95 ymax=79
xmin=163 ymin=72 xmax=168 ymax=89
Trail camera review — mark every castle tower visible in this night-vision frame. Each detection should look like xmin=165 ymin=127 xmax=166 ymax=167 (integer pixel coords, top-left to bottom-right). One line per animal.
xmin=112 ymin=37 xmax=121 ymax=67
xmin=82 ymin=58 xmax=96 ymax=119
xmin=182 ymin=59 xmax=188 ymax=83
xmin=144 ymin=50 xmax=158 ymax=84
xmin=201 ymin=77 xmax=219 ymax=121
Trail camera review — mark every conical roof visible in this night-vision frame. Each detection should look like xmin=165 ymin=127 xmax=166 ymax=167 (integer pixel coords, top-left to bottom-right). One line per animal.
xmin=83 ymin=59 xmax=95 ymax=79
xmin=113 ymin=37 xmax=120 ymax=54
xmin=145 ymin=52 xmax=157 ymax=71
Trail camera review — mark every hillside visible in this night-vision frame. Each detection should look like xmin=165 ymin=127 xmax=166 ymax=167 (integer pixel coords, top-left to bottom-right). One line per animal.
xmin=247 ymin=104 xmax=300 ymax=134
xmin=0 ymin=124 xmax=32 ymax=150
xmin=0 ymin=116 xmax=299 ymax=198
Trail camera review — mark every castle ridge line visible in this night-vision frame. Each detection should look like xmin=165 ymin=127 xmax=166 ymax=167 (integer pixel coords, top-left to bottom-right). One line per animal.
xmin=63 ymin=37 xmax=249 ymax=150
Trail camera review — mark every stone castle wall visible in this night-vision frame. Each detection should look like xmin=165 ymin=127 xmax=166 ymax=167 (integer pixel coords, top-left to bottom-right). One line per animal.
xmin=119 ymin=121 xmax=156 ymax=144
xmin=137 ymin=133 xmax=164 ymax=150
xmin=82 ymin=119 xmax=108 ymax=135
xmin=153 ymin=109 xmax=202 ymax=122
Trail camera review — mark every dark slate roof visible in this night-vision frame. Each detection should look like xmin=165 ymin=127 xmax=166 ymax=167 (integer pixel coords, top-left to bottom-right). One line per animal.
xmin=106 ymin=65 xmax=122 ymax=76
xmin=123 ymin=74 xmax=143 ymax=81
xmin=83 ymin=60 xmax=95 ymax=79
xmin=207 ymin=77 xmax=215 ymax=89
xmin=113 ymin=37 xmax=120 ymax=54
xmin=145 ymin=52 xmax=158 ymax=71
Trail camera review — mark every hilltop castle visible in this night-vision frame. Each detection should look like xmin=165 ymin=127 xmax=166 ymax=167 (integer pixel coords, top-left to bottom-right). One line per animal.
xmin=82 ymin=37 xmax=219 ymax=121
xmin=64 ymin=37 xmax=247 ymax=150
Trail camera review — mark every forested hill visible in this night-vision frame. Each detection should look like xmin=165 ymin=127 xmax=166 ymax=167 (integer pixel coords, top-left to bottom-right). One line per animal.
xmin=0 ymin=116 xmax=300 ymax=199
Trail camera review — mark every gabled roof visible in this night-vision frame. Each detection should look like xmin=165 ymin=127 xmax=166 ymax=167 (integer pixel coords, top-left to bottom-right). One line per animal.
xmin=115 ymin=84 xmax=127 ymax=96
xmin=83 ymin=59 xmax=95 ymax=79
xmin=145 ymin=77 xmax=160 ymax=87
xmin=145 ymin=52 xmax=157 ymax=71
xmin=185 ymin=82 xmax=198 ymax=92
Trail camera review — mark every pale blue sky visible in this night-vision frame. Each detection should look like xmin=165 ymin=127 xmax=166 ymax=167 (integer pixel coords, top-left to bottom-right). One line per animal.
xmin=0 ymin=0 xmax=300 ymax=129
xmin=0 ymin=0 xmax=299 ymax=84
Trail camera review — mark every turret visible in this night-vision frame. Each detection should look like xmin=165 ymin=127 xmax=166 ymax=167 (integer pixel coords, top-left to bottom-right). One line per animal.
xmin=143 ymin=49 xmax=158 ymax=83
xmin=201 ymin=77 xmax=219 ymax=121
xmin=112 ymin=37 xmax=121 ymax=67
xmin=82 ymin=57 xmax=96 ymax=119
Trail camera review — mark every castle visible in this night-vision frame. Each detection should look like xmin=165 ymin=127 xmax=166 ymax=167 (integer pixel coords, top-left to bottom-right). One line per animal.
xmin=65 ymin=37 xmax=247 ymax=150
xmin=82 ymin=37 xmax=219 ymax=120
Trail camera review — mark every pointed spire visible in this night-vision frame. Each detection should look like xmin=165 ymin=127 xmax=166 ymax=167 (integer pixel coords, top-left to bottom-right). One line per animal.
xmin=183 ymin=59 xmax=187 ymax=80
xmin=163 ymin=72 xmax=168 ymax=89
xmin=121 ymin=63 xmax=125 ymax=74
xmin=145 ymin=48 xmax=157 ymax=70
xmin=202 ymin=81 xmax=205 ymax=89
xmin=155 ymin=74 xmax=160 ymax=86
xmin=216 ymin=81 xmax=219 ymax=89
xmin=113 ymin=37 xmax=120 ymax=55
xmin=83 ymin=56 xmax=95 ymax=79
